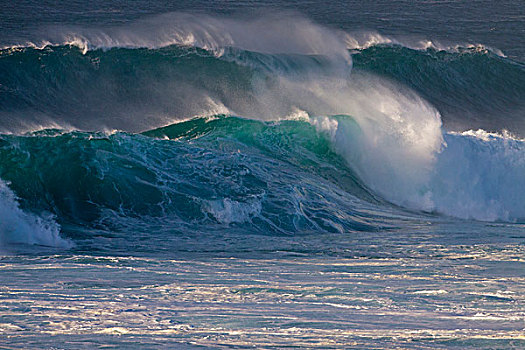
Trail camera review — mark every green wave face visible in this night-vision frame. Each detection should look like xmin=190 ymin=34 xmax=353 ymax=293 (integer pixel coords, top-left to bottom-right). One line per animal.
xmin=0 ymin=116 xmax=387 ymax=241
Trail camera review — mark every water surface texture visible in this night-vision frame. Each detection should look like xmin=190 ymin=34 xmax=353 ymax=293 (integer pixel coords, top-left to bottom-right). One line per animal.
xmin=1 ymin=1 xmax=524 ymax=348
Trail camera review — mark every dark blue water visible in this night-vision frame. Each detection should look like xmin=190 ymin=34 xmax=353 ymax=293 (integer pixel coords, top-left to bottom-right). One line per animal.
xmin=0 ymin=2 xmax=524 ymax=348
xmin=3 ymin=0 xmax=525 ymax=60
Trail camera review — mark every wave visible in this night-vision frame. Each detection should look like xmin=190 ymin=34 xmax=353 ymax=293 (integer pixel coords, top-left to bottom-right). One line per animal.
xmin=343 ymin=30 xmax=506 ymax=57
xmin=0 ymin=13 xmax=523 ymax=247
xmin=1 ymin=12 xmax=506 ymax=59
xmin=0 ymin=179 xmax=70 ymax=248
xmin=139 ymin=116 xmax=525 ymax=223
xmin=0 ymin=115 xmax=523 ymax=244
xmin=0 ymin=118 xmax=386 ymax=239
xmin=354 ymin=45 xmax=525 ymax=135
xmin=1 ymin=37 xmax=523 ymax=135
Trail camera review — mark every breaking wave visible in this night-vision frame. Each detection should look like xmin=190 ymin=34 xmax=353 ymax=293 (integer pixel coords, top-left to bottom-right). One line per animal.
xmin=1 ymin=12 xmax=524 ymax=249
xmin=0 ymin=179 xmax=70 ymax=248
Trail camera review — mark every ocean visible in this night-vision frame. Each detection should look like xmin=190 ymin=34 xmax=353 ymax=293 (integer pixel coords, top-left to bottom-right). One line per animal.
xmin=0 ymin=1 xmax=524 ymax=348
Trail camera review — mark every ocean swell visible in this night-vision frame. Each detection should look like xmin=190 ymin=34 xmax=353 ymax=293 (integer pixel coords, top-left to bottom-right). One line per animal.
xmin=0 ymin=13 xmax=523 ymax=248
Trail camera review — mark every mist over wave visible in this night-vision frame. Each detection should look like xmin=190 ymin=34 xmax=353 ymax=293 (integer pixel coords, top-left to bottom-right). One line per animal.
xmin=1 ymin=13 xmax=523 ymax=135
xmin=354 ymin=46 xmax=525 ymax=135
xmin=315 ymin=116 xmax=525 ymax=221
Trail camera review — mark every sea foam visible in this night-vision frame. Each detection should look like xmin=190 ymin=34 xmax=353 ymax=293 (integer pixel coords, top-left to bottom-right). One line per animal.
xmin=0 ymin=179 xmax=71 ymax=248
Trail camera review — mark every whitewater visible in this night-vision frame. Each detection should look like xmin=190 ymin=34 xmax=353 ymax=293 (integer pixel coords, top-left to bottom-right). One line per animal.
xmin=1 ymin=6 xmax=524 ymax=349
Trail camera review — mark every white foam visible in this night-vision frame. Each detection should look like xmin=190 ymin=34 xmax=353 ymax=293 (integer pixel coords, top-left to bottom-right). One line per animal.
xmin=15 ymin=12 xmax=351 ymax=63
xmin=343 ymin=31 xmax=506 ymax=57
xmin=429 ymin=130 xmax=525 ymax=221
xmin=309 ymin=111 xmax=525 ymax=222
xmin=0 ymin=179 xmax=71 ymax=248
xmin=304 ymin=75 xmax=443 ymax=213
xmin=204 ymin=198 xmax=262 ymax=224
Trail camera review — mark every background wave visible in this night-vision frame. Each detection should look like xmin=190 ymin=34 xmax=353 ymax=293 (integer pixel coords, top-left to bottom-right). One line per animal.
xmin=1 ymin=43 xmax=524 ymax=135
xmin=354 ymin=45 xmax=525 ymax=135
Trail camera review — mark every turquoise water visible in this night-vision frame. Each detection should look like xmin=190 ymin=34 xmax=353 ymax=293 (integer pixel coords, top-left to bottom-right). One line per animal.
xmin=1 ymin=4 xmax=524 ymax=349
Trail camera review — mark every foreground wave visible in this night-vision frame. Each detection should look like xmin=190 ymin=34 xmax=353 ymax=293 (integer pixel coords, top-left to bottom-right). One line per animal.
xmin=0 ymin=117 xmax=384 ymax=247
xmin=0 ymin=115 xmax=524 ymax=249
